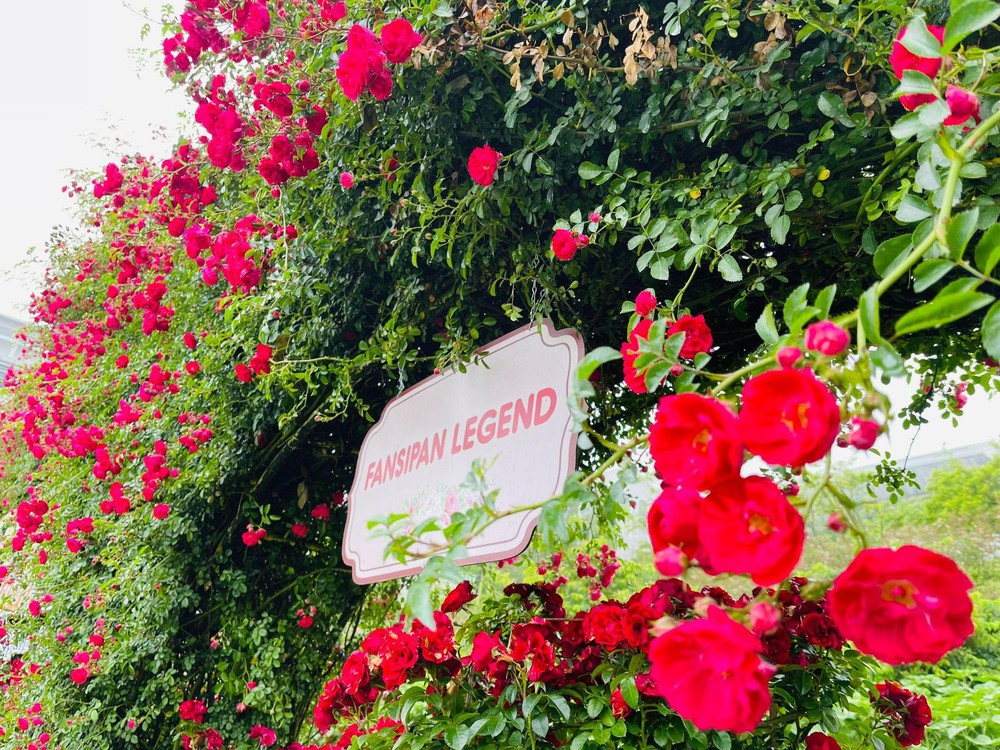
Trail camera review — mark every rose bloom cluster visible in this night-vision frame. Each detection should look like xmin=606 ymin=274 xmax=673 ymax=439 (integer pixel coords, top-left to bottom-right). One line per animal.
xmin=312 ymin=578 xmax=912 ymax=748
xmin=336 ymin=20 xmax=422 ymax=102
xmin=629 ymin=315 xmax=974 ymax=732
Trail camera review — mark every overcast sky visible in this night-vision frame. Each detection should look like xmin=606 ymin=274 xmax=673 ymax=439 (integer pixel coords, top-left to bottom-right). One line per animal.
xmin=0 ymin=1 xmax=186 ymax=320
xmin=0 ymin=1 xmax=995 ymax=459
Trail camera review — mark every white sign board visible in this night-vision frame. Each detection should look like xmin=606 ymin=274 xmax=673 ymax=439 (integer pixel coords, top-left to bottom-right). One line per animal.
xmin=343 ymin=321 xmax=584 ymax=583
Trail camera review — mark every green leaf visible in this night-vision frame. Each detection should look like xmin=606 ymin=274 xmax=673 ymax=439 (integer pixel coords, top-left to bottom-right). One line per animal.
xmin=896 ymin=70 xmax=936 ymax=95
xmin=717 ymin=255 xmax=743 ymax=282
xmin=531 ymin=713 xmax=550 ymax=738
xmin=912 ymin=259 xmax=955 ymax=292
xmin=577 ymin=347 xmax=622 ymax=382
xmin=896 ymin=194 xmax=933 ymax=223
xmin=871 ymin=341 xmax=907 ymax=377
xmin=817 ymin=92 xmax=848 ymax=119
xmin=874 ymin=236 xmax=912 ymax=277
xmin=755 ymin=303 xmax=779 ymax=345
xmin=585 ymin=697 xmax=604 ymax=719
xmin=783 ymin=284 xmax=810 ymax=327
xmin=917 ymin=98 xmax=950 ymax=128
xmin=523 ymin=693 xmax=543 ymax=718
xmin=815 ymin=284 xmax=837 ymax=318
xmin=890 ymin=112 xmax=925 ymax=140
xmin=405 ymin=577 xmax=435 ymax=629
xmin=770 ymin=213 xmax=791 ymax=244
xmin=894 ymin=290 xmax=995 ymax=336
xmin=860 ymin=285 xmax=880 ymax=342
xmin=983 ymin=301 xmax=1000 ymax=359
xmin=650 ymin=254 xmax=673 ymax=281
xmin=712 ymin=732 xmax=733 ymax=750
xmin=946 ymin=208 xmax=980 ymax=260
xmin=900 ymin=16 xmax=943 ymax=58
xmin=578 ymin=162 xmax=604 ymax=180
xmin=974 ymin=223 xmax=1000 ymax=275
xmin=620 ymin=677 xmax=640 ymax=709
xmin=944 ymin=0 xmax=1000 ymax=52
xmin=647 ymin=217 xmax=668 ymax=238
xmin=549 ymin=694 xmax=572 ymax=721
xmin=607 ymin=149 xmax=621 ymax=172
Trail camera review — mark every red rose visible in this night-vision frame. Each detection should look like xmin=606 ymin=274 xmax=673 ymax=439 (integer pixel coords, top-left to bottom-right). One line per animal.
xmin=699 ymin=476 xmax=804 ymax=586
xmin=621 ymin=601 xmax=659 ymax=649
xmin=648 ymin=393 xmax=743 ymax=490
xmin=441 ymin=580 xmax=476 ymax=613
xmin=322 ymin=1 xmax=347 ymax=24
xmin=739 ymin=368 xmax=840 ymax=467
xmin=749 ymin=602 xmax=781 ymax=636
xmin=634 ymin=289 xmax=657 ymax=317
xmin=470 ymin=630 xmax=508 ymax=678
xmin=368 ymin=68 xmax=394 ymax=101
xmin=648 ymin=606 xmax=775 ymax=733
xmin=376 ymin=627 xmax=420 ymax=689
xmin=944 ymin=85 xmax=980 ymax=127
xmin=621 ymin=319 xmax=653 ymax=394
xmin=776 ymin=346 xmax=803 ymax=368
xmin=872 ymin=681 xmax=933 ymax=747
xmin=804 ymin=321 xmax=850 ymax=356
xmin=828 ymin=546 xmax=974 ymax=664
xmin=337 ymin=25 xmax=388 ymax=101
xmin=413 ymin=610 xmax=456 ymax=663
xmin=667 ymin=314 xmax=712 ymax=359
xmin=70 ymin=667 xmax=89 ymax=685
xmin=805 ymin=733 xmax=842 ymax=750
xmin=889 ymin=25 xmax=945 ymax=80
xmin=467 ymin=145 xmax=502 ymax=186
xmin=610 ymin=687 xmax=631 ymax=718
xmin=340 ymin=650 xmax=370 ymax=696
xmin=314 ymin=680 xmax=347 ymax=732
xmin=179 ymin=699 xmax=207 ymax=724
xmin=846 ymin=416 xmax=879 ymax=450
xmin=647 ymin=487 xmax=711 ymax=574
xmin=380 ymin=18 xmax=423 ymax=64
xmin=797 ymin=612 xmax=845 ymax=650
xmin=335 ymin=49 xmax=369 ymax=101
xmin=582 ymin=603 xmax=626 ymax=650
xmin=551 ymin=228 xmax=577 ymax=261
xmin=235 ymin=363 xmax=253 ymax=382
xmin=236 ymin=1 xmax=271 ymax=39
xmin=900 ymin=91 xmax=938 ymax=112
xmin=250 ymin=344 xmax=272 ymax=375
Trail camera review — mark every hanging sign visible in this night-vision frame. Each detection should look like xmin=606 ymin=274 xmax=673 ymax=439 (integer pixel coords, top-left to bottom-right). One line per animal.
xmin=343 ymin=320 xmax=584 ymax=583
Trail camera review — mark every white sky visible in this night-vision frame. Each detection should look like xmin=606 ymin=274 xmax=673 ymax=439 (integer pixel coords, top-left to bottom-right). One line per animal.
xmin=0 ymin=1 xmax=995 ymax=458
xmin=0 ymin=1 xmax=186 ymax=320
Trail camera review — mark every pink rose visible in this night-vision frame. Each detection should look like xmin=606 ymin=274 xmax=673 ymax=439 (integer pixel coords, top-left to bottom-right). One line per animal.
xmin=804 ymin=321 xmax=850 ymax=356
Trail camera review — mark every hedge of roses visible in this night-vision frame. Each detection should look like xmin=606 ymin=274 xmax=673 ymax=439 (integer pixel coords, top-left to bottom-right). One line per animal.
xmin=1 ymin=0 xmax=999 ymax=748
xmin=310 ymin=575 xmax=899 ymax=750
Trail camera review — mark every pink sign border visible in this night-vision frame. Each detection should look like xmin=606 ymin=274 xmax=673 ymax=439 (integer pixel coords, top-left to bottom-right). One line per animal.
xmin=342 ymin=319 xmax=585 ymax=584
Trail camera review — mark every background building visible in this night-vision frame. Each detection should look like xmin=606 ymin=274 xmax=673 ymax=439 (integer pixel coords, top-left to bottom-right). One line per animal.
xmin=0 ymin=311 xmax=24 ymax=380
